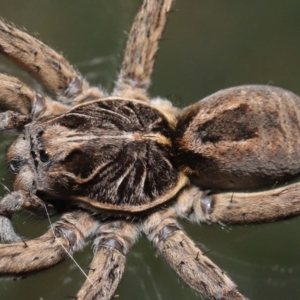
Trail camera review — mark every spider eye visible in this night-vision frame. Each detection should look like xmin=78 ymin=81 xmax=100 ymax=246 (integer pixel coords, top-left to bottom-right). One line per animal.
xmin=36 ymin=131 xmax=44 ymax=139
xmin=39 ymin=150 xmax=49 ymax=162
xmin=9 ymin=159 xmax=22 ymax=174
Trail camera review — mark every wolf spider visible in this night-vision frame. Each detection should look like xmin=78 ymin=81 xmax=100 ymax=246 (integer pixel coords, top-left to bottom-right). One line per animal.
xmin=1 ymin=0 xmax=300 ymax=300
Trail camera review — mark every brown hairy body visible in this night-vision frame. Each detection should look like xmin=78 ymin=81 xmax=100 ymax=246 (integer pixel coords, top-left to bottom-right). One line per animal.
xmin=0 ymin=1 xmax=300 ymax=300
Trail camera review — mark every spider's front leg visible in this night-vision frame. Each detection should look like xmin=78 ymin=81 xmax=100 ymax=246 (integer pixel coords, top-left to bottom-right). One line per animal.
xmin=0 ymin=211 xmax=98 ymax=277
xmin=142 ymin=207 xmax=246 ymax=300
xmin=0 ymin=110 xmax=30 ymax=131
xmin=0 ymin=18 xmax=107 ymax=130
xmin=0 ymin=192 xmax=139 ymax=300
xmin=0 ymin=72 xmax=68 ymax=131
xmin=0 ymin=21 xmax=105 ymax=106
xmin=0 ymin=190 xmax=57 ymax=243
xmin=77 ymin=220 xmax=139 ymax=300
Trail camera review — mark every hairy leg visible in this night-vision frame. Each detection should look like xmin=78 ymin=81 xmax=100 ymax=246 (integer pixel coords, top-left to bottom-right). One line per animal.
xmin=142 ymin=207 xmax=246 ymax=300
xmin=113 ymin=0 xmax=173 ymax=102
xmin=0 ymin=73 xmax=68 ymax=118
xmin=0 ymin=21 xmax=105 ymax=105
xmin=0 ymin=211 xmax=99 ymax=276
xmin=0 ymin=111 xmax=30 ymax=131
xmin=0 ymin=190 xmax=57 ymax=243
xmin=77 ymin=220 xmax=139 ymax=300
xmin=175 ymin=183 xmax=300 ymax=224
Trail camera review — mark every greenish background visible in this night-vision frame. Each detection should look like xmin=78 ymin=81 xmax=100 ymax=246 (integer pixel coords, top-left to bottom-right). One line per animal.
xmin=0 ymin=0 xmax=300 ymax=299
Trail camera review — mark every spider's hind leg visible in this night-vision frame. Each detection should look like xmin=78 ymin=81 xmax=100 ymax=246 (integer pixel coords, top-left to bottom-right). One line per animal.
xmin=176 ymin=183 xmax=300 ymax=225
xmin=142 ymin=207 xmax=246 ymax=300
xmin=113 ymin=0 xmax=173 ymax=102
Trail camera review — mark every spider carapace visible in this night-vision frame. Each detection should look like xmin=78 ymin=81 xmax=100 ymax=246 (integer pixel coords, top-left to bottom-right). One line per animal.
xmin=15 ymin=98 xmax=187 ymax=213
xmin=1 ymin=1 xmax=300 ymax=300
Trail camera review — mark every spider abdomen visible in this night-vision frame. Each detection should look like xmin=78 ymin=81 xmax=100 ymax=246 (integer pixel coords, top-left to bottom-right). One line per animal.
xmin=176 ymin=85 xmax=300 ymax=189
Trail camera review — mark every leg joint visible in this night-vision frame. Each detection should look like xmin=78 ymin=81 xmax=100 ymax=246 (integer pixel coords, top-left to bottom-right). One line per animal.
xmin=98 ymin=237 xmax=125 ymax=255
xmin=158 ymin=224 xmax=180 ymax=241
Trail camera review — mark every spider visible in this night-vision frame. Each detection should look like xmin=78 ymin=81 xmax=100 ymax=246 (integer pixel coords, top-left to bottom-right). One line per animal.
xmin=1 ymin=1 xmax=300 ymax=300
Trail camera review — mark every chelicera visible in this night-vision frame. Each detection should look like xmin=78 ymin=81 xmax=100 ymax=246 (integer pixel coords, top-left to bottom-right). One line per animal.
xmin=0 ymin=1 xmax=300 ymax=300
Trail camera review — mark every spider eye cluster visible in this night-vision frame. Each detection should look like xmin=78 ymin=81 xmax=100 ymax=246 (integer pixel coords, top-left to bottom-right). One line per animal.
xmin=29 ymin=129 xmax=51 ymax=166
xmin=8 ymin=159 xmax=23 ymax=174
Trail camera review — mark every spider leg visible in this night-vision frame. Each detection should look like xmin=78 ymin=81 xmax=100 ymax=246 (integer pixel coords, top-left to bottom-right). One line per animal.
xmin=0 ymin=211 xmax=99 ymax=276
xmin=175 ymin=183 xmax=300 ymax=225
xmin=0 ymin=111 xmax=30 ymax=131
xmin=76 ymin=220 xmax=139 ymax=300
xmin=113 ymin=0 xmax=173 ymax=102
xmin=142 ymin=208 xmax=246 ymax=300
xmin=0 ymin=21 xmax=105 ymax=106
xmin=0 ymin=190 xmax=57 ymax=243
xmin=0 ymin=73 xmax=68 ymax=126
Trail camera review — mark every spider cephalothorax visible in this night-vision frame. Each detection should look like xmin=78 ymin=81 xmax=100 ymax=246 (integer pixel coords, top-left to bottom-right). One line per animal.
xmin=1 ymin=1 xmax=300 ymax=300
xmin=12 ymin=98 xmax=187 ymax=212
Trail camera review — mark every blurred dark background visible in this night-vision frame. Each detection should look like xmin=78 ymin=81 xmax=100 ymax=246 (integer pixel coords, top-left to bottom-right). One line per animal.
xmin=0 ymin=0 xmax=300 ymax=299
